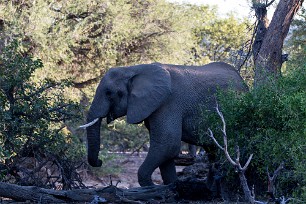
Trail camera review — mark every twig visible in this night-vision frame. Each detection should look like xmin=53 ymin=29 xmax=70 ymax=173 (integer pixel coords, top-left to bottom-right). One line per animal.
xmin=238 ymin=21 xmax=258 ymax=72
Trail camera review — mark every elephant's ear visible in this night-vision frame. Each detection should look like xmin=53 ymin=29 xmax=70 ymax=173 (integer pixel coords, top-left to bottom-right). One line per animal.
xmin=127 ymin=64 xmax=171 ymax=124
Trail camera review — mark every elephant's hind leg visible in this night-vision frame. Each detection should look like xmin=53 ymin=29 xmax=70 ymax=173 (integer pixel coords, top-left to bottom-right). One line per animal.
xmin=159 ymin=159 xmax=177 ymax=184
xmin=137 ymin=141 xmax=180 ymax=186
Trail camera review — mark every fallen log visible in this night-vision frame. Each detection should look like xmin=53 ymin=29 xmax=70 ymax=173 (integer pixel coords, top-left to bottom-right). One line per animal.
xmin=174 ymin=154 xmax=196 ymax=166
xmin=0 ymin=180 xmax=214 ymax=203
xmin=0 ymin=157 xmax=216 ymax=203
xmin=0 ymin=182 xmax=177 ymax=203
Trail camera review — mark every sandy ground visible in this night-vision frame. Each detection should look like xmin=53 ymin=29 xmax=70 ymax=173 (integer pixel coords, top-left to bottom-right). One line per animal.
xmin=84 ymin=152 xmax=184 ymax=189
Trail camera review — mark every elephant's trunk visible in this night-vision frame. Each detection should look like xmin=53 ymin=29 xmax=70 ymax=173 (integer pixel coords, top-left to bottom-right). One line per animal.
xmin=86 ymin=95 xmax=109 ymax=167
xmin=86 ymin=117 xmax=103 ymax=167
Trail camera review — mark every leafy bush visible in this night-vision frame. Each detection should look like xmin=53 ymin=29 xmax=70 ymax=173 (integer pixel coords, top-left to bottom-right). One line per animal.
xmin=202 ymin=65 xmax=306 ymax=199
xmin=100 ymin=118 xmax=149 ymax=153
xmin=0 ymin=40 xmax=84 ymax=188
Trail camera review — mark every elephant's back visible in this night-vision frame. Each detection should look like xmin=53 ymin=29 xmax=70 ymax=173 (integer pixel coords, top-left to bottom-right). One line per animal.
xmin=160 ymin=61 xmax=247 ymax=112
xmin=162 ymin=62 xmax=239 ymax=76
xmin=162 ymin=62 xmax=245 ymax=91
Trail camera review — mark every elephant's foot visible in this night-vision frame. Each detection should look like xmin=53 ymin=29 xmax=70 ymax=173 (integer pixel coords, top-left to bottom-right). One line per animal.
xmin=138 ymin=165 xmax=155 ymax=186
xmin=138 ymin=175 xmax=154 ymax=186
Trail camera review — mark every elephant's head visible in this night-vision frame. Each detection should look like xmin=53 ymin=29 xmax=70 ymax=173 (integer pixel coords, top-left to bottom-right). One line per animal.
xmin=84 ymin=63 xmax=171 ymax=167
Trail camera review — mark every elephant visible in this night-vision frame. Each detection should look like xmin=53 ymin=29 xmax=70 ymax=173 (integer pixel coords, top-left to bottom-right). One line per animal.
xmin=81 ymin=62 xmax=247 ymax=186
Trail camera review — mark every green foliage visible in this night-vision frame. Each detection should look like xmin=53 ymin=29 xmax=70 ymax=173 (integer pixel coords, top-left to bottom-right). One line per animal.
xmin=286 ymin=8 xmax=306 ymax=70
xmin=0 ymin=0 xmax=197 ymax=82
xmin=0 ymin=0 xmax=250 ymax=82
xmin=90 ymin=149 xmax=122 ymax=177
xmin=101 ymin=118 xmax=149 ymax=152
xmin=188 ymin=9 xmax=250 ymax=65
xmin=0 ymin=40 xmax=82 ymax=167
xmin=203 ymin=65 xmax=306 ymax=198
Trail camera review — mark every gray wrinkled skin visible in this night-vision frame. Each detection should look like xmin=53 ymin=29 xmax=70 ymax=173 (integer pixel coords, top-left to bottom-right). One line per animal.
xmin=86 ymin=62 xmax=247 ymax=186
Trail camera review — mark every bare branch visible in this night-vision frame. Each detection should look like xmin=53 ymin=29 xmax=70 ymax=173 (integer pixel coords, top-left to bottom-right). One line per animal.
xmin=208 ymin=103 xmax=257 ymax=203
xmin=72 ymin=76 xmax=101 ymax=89
xmin=223 ymin=146 xmax=238 ymax=167
xmin=269 ymin=162 xmax=284 ymax=182
xmin=266 ymin=0 xmax=276 ymax=7
xmin=215 ymin=104 xmax=226 ymax=135
xmin=267 ymin=162 xmax=284 ymax=198
xmin=215 ymin=105 xmax=238 ymax=167
xmin=242 ymin=154 xmax=254 ymax=171
xmin=207 ymin=128 xmax=224 ymax=151
xmin=238 ymin=21 xmax=258 ymax=71
xmin=236 ymin=145 xmax=241 ymax=163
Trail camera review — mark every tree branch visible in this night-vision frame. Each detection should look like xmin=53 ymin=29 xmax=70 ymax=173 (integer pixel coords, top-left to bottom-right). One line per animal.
xmin=266 ymin=0 xmax=276 ymax=7
xmin=72 ymin=76 xmax=101 ymax=88
xmin=267 ymin=162 xmax=284 ymax=199
xmin=207 ymin=129 xmax=224 ymax=151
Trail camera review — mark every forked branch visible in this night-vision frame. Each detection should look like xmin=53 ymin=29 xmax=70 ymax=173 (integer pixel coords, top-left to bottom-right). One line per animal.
xmin=208 ymin=104 xmax=253 ymax=172
xmin=208 ymin=104 xmax=255 ymax=203
xmin=267 ymin=162 xmax=284 ymax=200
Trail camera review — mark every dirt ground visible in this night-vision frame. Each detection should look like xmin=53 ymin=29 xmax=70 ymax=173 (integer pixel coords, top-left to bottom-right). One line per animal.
xmin=84 ymin=152 xmax=185 ymax=189
xmin=81 ymin=153 xmax=227 ymax=203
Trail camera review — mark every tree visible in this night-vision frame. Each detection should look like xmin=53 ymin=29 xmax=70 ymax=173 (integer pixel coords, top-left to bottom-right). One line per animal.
xmin=252 ymin=0 xmax=304 ymax=86
xmin=187 ymin=5 xmax=250 ymax=66
xmin=0 ymin=0 xmax=198 ymax=87
xmin=286 ymin=7 xmax=306 ymax=69
xmin=0 ymin=0 xmax=252 ymax=87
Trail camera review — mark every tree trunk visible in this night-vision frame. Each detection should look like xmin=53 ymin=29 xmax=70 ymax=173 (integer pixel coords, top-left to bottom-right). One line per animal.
xmin=253 ymin=0 xmax=304 ymax=86
xmin=252 ymin=3 xmax=270 ymax=60
xmin=238 ymin=172 xmax=255 ymax=204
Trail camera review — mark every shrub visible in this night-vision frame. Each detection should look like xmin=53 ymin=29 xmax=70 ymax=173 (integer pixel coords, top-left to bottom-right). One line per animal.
xmin=0 ymin=40 xmax=84 ymax=188
xmin=202 ymin=65 xmax=306 ymax=199
xmin=100 ymin=118 xmax=149 ymax=153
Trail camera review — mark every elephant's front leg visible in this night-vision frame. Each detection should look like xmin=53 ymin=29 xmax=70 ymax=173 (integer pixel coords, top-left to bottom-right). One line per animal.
xmin=138 ymin=142 xmax=180 ymax=186
xmin=159 ymin=159 xmax=177 ymax=184
xmin=138 ymin=123 xmax=182 ymax=186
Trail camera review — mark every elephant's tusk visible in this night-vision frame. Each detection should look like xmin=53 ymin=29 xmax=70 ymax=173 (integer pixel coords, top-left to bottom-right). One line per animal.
xmin=79 ymin=118 xmax=99 ymax=129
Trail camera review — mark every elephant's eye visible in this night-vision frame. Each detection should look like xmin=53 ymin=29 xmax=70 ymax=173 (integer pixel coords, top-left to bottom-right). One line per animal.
xmin=106 ymin=90 xmax=112 ymax=97
xmin=117 ymin=91 xmax=123 ymax=98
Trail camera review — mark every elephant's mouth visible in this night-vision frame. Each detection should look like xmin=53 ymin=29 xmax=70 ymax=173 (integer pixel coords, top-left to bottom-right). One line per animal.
xmin=107 ymin=112 xmax=114 ymax=124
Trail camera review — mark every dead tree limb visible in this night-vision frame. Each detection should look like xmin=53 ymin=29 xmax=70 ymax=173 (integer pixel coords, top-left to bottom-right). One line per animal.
xmin=208 ymin=104 xmax=255 ymax=203
xmin=0 ymin=182 xmax=176 ymax=203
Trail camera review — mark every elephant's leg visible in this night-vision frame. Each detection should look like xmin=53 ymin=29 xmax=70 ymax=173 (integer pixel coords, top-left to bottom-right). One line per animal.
xmin=137 ymin=162 xmax=155 ymax=186
xmin=137 ymin=114 xmax=182 ymax=186
xmin=137 ymin=146 xmax=161 ymax=186
xmin=188 ymin=144 xmax=197 ymax=157
xmin=138 ymin=140 xmax=181 ymax=186
xmin=159 ymin=159 xmax=177 ymax=184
